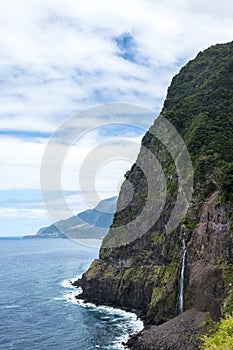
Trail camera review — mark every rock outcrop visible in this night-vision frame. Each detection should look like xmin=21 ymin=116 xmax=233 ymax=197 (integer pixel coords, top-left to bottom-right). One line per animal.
xmin=127 ymin=309 xmax=205 ymax=350
xmin=186 ymin=192 xmax=231 ymax=321
xmin=74 ymin=41 xmax=233 ymax=349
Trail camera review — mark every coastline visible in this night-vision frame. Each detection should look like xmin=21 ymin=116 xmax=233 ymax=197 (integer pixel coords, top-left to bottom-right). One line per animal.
xmin=62 ymin=277 xmax=144 ymax=349
xmin=72 ymin=276 xmax=206 ymax=350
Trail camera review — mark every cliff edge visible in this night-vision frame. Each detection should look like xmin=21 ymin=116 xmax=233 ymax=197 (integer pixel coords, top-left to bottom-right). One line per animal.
xmin=74 ymin=41 xmax=233 ymax=348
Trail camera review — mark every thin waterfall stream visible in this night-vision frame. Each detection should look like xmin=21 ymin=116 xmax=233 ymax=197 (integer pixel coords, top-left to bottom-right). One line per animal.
xmin=177 ymin=241 xmax=187 ymax=314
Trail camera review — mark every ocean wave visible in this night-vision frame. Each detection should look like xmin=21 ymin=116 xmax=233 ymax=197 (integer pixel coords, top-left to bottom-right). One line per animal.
xmin=63 ymin=291 xmax=143 ymax=349
xmin=53 ymin=297 xmax=66 ymax=301
xmin=64 ymin=290 xmax=83 ymax=303
xmin=61 ymin=277 xmax=144 ymax=349
xmin=60 ymin=275 xmax=82 ymax=289
xmin=0 ymin=304 xmax=21 ymax=309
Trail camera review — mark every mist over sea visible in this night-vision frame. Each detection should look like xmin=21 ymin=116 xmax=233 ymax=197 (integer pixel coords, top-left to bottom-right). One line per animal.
xmin=0 ymin=238 xmax=143 ymax=350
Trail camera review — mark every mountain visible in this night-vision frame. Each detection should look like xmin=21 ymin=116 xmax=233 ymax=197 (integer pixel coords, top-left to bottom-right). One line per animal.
xmin=74 ymin=41 xmax=233 ymax=349
xmin=25 ymin=197 xmax=117 ymax=239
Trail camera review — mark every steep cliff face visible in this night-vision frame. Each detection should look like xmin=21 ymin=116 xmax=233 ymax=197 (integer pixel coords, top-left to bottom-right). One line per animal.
xmin=76 ymin=41 xmax=233 ymax=327
xmin=186 ymin=192 xmax=232 ymax=320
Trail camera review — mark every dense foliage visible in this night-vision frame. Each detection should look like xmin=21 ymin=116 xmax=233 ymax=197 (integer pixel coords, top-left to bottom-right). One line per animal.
xmin=161 ymin=41 xmax=233 ymax=202
xmin=201 ymin=314 xmax=233 ymax=350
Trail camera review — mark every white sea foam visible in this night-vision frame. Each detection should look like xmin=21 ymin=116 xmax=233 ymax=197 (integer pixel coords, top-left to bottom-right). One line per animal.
xmin=64 ymin=290 xmax=83 ymax=304
xmin=108 ymin=317 xmax=143 ymax=350
xmin=61 ymin=277 xmax=144 ymax=349
xmin=1 ymin=305 xmax=20 ymax=309
xmin=53 ymin=297 xmax=66 ymax=301
xmin=109 ymin=313 xmax=144 ymax=350
xmin=63 ymin=291 xmax=143 ymax=349
xmin=60 ymin=275 xmax=82 ymax=289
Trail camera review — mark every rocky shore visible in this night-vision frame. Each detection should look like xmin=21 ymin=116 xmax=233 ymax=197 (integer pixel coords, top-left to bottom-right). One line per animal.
xmin=126 ymin=309 xmax=205 ymax=350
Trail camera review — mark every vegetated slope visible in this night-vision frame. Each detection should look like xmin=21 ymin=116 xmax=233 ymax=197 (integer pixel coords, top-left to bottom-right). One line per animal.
xmin=77 ymin=41 xmax=233 ymax=332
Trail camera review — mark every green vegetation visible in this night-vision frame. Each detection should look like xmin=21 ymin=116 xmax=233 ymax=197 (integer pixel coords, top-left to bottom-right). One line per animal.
xmin=147 ymin=262 xmax=179 ymax=322
xmin=222 ymin=162 xmax=233 ymax=202
xmin=222 ymin=266 xmax=233 ymax=314
xmin=200 ymin=314 xmax=233 ymax=350
xmin=152 ymin=232 xmax=163 ymax=244
xmin=200 ymin=266 xmax=233 ymax=347
xmin=161 ymin=42 xmax=233 ymax=205
xmin=182 ymin=217 xmax=198 ymax=230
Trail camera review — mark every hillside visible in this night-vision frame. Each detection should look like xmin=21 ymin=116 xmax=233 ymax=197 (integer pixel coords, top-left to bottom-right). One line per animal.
xmin=74 ymin=41 xmax=233 ymax=349
xmin=25 ymin=197 xmax=117 ymax=239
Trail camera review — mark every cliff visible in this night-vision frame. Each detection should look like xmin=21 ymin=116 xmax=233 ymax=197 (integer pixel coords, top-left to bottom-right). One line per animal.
xmin=75 ymin=41 xmax=233 ymax=348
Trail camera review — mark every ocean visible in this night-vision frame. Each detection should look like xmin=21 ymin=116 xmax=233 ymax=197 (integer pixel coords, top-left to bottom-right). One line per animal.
xmin=0 ymin=238 xmax=143 ymax=350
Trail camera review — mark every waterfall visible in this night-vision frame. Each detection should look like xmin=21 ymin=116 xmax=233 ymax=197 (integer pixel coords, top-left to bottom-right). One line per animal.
xmin=177 ymin=241 xmax=186 ymax=315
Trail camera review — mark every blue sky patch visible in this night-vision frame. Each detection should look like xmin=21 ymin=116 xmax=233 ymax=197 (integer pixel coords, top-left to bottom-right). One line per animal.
xmin=115 ymin=33 xmax=138 ymax=63
xmin=0 ymin=130 xmax=52 ymax=139
xmin=114 ymin=32 xmax=149 ymax=66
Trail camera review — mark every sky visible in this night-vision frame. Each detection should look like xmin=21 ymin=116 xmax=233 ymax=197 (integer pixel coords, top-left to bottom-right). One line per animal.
xmin=1 ymin=0 xmax=233 ymax=236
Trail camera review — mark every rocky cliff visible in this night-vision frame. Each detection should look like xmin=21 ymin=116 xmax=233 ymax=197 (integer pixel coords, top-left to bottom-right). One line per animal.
xmin=74 ymin=41 xmax=233 ymax=348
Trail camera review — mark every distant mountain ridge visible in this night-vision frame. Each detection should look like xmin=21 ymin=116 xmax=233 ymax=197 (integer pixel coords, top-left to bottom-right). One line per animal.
xmin=25 ymin=196 xmax=117 ymax=239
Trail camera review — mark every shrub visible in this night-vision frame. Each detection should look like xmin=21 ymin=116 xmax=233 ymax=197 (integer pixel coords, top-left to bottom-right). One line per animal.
xmin=200 ymin=314 xmax=233 ymax=350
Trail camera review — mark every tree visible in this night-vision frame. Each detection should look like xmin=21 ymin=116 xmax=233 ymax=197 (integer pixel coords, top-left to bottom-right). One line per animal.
xmin=201 ymin=314 xmax=233 ymax=350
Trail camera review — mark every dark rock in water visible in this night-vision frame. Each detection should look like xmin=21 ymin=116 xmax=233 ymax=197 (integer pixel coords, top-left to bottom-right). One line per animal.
xmin=127 ymin=309 xmax=205 ymax=350
xmin=75 ymin=41 xmax=233 ymax=349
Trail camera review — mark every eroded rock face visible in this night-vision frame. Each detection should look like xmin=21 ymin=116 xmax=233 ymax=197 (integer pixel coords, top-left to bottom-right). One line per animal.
xmin=186 ymin=192 xmax=232 ymax=320
xmin=187 ymin=263 xmax=225 ymax=320
xmin=187 ymin=192 xmax=230 ymax=264
xmin=77 ymin=257 xmax=180 ymax=324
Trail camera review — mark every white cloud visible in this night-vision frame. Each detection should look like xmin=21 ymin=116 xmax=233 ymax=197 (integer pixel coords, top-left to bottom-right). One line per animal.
xmin=1 ymin=0 xmax=232 ymax=135
xmin=1 ymin=0 xmax=233 ymax=234
xmin=0 ymin=207 xmax=47 ymax=219
xmin=0 ymin=128 xmax=142 ymax=191
xmin=0 ymin=136 xmax=46 ymax=190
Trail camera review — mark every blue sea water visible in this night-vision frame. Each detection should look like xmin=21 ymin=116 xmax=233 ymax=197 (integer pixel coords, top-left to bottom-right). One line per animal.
xmin=0 ymin=239 xmax=143 ymax=350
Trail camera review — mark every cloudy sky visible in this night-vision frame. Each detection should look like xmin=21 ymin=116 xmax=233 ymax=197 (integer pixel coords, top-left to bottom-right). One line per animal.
xmin=1 ymin=0 xmax=233 ymax=236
